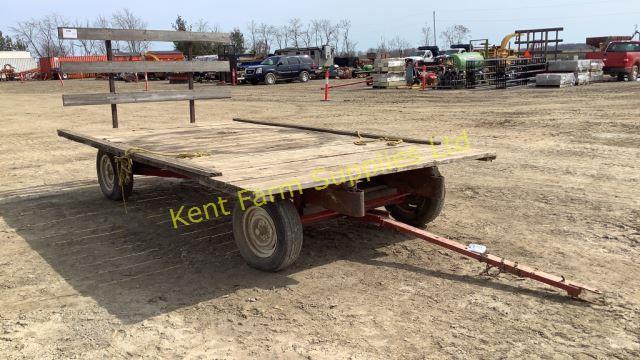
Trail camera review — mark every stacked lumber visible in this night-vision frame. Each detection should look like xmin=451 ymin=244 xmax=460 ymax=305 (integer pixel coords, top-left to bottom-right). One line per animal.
xmin=372 ymin=58 xmax=406 ymax=89
xmin=539 ymin=60 xmax=605 ymax=87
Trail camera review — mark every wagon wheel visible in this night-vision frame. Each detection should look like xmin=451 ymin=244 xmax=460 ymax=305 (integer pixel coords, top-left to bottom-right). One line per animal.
xmin=385 ymin=168 xmax=445 ymax=228
xmin=232 ymin=199 xmax=303 ymax=271
xmin=96 ymin=150 xmax=133 ymax=201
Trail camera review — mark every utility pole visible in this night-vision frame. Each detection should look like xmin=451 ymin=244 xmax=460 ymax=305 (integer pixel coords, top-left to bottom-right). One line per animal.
xmin=433 ymin=11 xmax=437 ymax=47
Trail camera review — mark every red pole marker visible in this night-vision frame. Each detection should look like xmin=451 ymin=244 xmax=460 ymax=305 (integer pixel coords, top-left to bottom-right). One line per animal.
xmin=144 ymin=72 xmax=149 ymax=92
xmin=323 ymin=70 xmax=330 ymax=101
xmin=232 ymin=68 xmax=237 ymax=86
xmin=421 ymin=65 xmax=427 ymax=91
xmin=58 ymin=72 xmax=64 ymax=87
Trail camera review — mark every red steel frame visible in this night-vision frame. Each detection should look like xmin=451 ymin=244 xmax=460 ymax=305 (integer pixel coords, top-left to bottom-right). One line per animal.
xmin=134 ymin=165 xmax=600 ymax=299
xmin=300 ymin=193 xmax=600 ymax=299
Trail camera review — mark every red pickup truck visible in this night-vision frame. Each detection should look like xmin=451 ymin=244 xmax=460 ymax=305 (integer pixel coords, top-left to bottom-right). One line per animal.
xmin=603 ymin=41 xmax=640 ymax=81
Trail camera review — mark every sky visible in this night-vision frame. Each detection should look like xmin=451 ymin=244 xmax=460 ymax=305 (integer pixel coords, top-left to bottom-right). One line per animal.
xmin=3 ymin=0 xmax=639 ymax=51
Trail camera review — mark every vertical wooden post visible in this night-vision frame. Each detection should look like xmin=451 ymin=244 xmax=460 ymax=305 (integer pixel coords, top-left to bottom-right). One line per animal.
xmin=105 ymin=40 xmax=118 ymax=128
xmin=555 ymin=30 xmax=559 ymax=60
xmin=187 ymin=42 xmax=195 ymax=123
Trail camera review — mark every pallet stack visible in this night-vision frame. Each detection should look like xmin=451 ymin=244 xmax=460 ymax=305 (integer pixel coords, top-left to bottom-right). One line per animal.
xmin=588 ymin=60 xmax=605 ymax=82
xmin=372 ymin=58 xmax=406 ymax=89
xmin=536 ymin=60 xmax=605 ymax=87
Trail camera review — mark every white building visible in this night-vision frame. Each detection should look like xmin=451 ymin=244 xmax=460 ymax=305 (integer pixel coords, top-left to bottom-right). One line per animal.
xmin=0 ymin=51 xmax=38 ymax=72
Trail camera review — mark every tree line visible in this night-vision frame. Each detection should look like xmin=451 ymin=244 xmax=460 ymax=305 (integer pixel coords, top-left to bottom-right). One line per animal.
xmin=0 ymin=31 xmax=27 ymax=51
xmin=6 ymin=8 xmax=473 ymax=58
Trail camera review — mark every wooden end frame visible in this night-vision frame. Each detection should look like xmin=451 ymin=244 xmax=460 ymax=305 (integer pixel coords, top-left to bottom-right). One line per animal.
xmin=57 ymin=27 xmax=233 ymax=128
xmin=298 ymin=167 xmax=443 ymax=224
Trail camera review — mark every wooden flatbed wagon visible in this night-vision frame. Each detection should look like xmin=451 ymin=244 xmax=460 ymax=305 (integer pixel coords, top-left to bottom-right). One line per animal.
xmin=58 ymin=120 xmax=495 ymax=271
xmin=55 ymin=26 xmax=599 ymax=297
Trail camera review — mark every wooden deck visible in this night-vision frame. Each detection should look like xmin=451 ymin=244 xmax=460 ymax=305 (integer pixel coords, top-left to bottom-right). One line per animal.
xmin=58 ymin=122 xmax=496 ymax=195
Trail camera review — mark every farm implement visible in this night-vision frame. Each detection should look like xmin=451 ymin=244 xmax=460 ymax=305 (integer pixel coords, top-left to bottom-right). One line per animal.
xmin=55 ymin=26 xmax=600 ymax=300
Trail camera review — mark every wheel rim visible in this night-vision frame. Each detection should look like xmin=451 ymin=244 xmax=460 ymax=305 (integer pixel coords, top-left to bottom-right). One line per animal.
xmin=266 ymin=74 xmax=275 ymax=84
xmin=242 ymin=206 xmax=277 ymax=258
xmin=633 ymin=67 xmax=638 ymax=80
xmin=99 ymin=155 xmax=115 ymax=192
xmin=301 ymin=72 xmax=308 ymax=81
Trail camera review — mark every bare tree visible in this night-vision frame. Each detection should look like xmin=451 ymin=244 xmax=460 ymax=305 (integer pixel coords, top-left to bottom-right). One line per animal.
xmin=300 ymin=23 xmax=314 ymax=48
xmin=273 ymin=25 xmax=288 ymax=49
xmin=388 ymin=36 xmax=411 ymax=57
xmin=377 ymin=37 xmax=388 ymax=54
xmin=11 ymin=14 xmax=70 ymax=57
xmin=256 ymin=23 xmax=274 ymax=54
xmin=111 ymin=8 xmax=148 ymax=53
xmin=310 ymin=20 xmax=322 ymax=47
xmin=338 ymin=19 xmax=356 ymax=56
xmin=316 ymin=19 xmax=337 ymax=46
xmin=11 ymin=20 xmax=41 ymax=57
xmin=193 ymin=20 xmax=221 ymax=34
xmin=421 ymin=23 xmax=432 ymax=46
xmin=287 ymin=18 xmax=303 ymax=48
xmin=93 ymin=15 xmax=112 ymax=54
xmin=72 ymin=19 xmax=98 ymax=55
xmin=440 ymin=25 xmax=471 ymax=48
xmin=247 ymin=20 xmax=258 ymax=53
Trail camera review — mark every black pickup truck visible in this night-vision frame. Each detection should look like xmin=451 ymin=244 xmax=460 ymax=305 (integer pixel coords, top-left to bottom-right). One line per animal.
xmin=244 ymin=55 xmax=314 ymax=85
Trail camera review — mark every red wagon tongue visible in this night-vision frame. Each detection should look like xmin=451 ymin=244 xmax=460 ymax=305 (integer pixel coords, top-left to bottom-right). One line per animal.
xmin=361 ymin=210 xmax=601 ymax=299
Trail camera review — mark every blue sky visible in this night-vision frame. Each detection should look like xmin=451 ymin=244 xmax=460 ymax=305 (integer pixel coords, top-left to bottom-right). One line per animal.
xmin=3 ymin=0 xmax=639 ymax=50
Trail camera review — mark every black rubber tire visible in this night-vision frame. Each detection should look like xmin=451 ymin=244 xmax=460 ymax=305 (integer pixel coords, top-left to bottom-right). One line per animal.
xmin=631 ymin=65 xmax=639 ymax=81
xmin=232 ymin=199 xmax=303 ymax=271
xmin=385 ymin=170 xmax=445 ymax=228
xmin=96 ymin=150 xmax=133 ymax=201
xmin=264 ymin=73 xmax=277 ymax=85
xmin=299 ymin=71 xmax=309 ymax=83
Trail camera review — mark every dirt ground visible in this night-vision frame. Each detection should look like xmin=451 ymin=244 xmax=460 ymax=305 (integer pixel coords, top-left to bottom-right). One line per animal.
xmin=0 ymin=78 xmax=638 ymax=359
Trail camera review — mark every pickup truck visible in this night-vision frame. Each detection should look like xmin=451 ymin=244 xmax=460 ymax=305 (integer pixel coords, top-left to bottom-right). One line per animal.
xmin=406 ymin=49 xmax=436 ymax=64
xmin=603 ymin=41 xmax=640 ymax=81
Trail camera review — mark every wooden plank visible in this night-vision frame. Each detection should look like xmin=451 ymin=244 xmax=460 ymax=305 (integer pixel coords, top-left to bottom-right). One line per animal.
xmin=60 ymin=61 xmax=231 ymax=74
xmin=233 ymin=118 xmax=442 ymax=145
xmin=63 ymin=88 xmax=231 ymax=106
xmin=57 ymin=129 xmax=222 ymax=179
xmin=58 ymin=27 xmax=230 ymax=43
xmin=233 ymin=149 xmax=497 ymax=195
xmin=57 ymin=124 xmax=497 ymax=196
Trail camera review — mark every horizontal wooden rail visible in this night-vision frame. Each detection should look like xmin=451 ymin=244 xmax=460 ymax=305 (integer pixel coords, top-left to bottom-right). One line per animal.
xmin=58 ymin=27 xmax=230 ymax=43
xmin=61 ymin=61 xmax=230 ymax=73
xmin=63 ymin=88 xmax=231 ymax=106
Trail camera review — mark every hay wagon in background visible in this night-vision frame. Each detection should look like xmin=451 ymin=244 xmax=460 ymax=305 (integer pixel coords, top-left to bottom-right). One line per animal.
xmin=55 ymin=27 xmax=599 ymax=299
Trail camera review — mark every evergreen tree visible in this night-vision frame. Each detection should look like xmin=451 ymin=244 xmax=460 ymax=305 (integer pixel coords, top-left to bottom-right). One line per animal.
xmin=230 ymin=28 xmax=245 ymax=54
